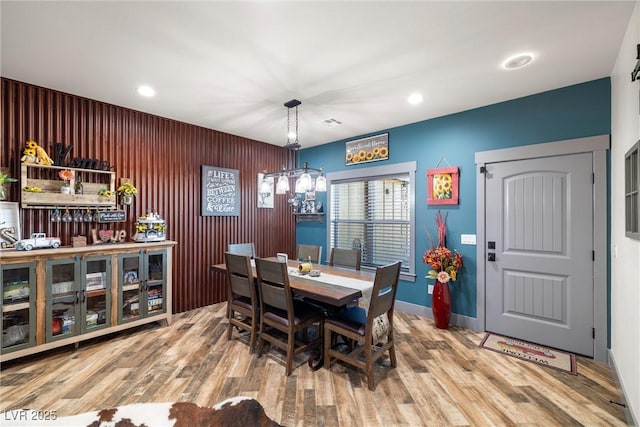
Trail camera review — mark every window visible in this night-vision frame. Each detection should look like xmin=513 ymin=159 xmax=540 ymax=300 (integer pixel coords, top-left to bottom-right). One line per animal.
xmin=327 ymin=162 xmax=416 ymax=279
xmin=626 ymin=141 xmax=639 ymax=240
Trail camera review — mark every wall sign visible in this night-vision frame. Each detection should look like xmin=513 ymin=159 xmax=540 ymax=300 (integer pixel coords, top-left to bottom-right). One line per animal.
xmin=202 ymin=165 xmax=240 ymax=216
xmin=345 ymin=133 xmax=389 ymax=165
xmin=98 ymin=210 xmax=126 ymax=223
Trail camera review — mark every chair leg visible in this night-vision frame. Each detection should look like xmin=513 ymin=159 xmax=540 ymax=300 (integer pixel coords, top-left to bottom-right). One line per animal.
xmin=323 ymin=325 xmax=332 ymax=369
xmin=388 ymin=340 xmax=397 ymax=368
xmin=227 ymin=309 xmax=233 ymax=340
xmin=286 ymin=331 xmax=295 ymax=376
xmin=366 ymin=346 xmax=375 ymax=391
xmin=257 ymin=322 xmax=265 ymax=357
xmin=248 ymin=317 xmax=257 ymax=353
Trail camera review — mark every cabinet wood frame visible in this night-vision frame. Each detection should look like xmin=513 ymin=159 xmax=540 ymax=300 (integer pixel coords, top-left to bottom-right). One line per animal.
xmin=0 ymin=241 xmax=176 ymax=362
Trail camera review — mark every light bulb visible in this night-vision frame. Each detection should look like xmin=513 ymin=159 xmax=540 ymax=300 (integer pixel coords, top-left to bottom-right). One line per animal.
xmin=315 ymin=174 xmax=326 ymax=192
xmin=299 ymin=172 xmax=311 ymax=192
xmin=276 ymin=175 xmax=289 ymax=194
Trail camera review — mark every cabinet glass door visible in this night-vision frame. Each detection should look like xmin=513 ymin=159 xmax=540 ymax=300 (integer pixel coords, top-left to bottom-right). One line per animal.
xmin=144 ymin=251 xmax=166 ymax=317
xmin=119 ymin=253 xmax=142 ymax=322
xmin=81 ymin=256 xmax=111 ymax=332
xmin=1 ymin=263 xmax=36 ymax=352
xmin=46 ymin=258 xmax=80 ymax=341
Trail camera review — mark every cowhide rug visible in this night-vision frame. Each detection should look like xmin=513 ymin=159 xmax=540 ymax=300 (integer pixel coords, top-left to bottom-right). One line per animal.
xmin=0 ymin=396 xmax=282 ymax=427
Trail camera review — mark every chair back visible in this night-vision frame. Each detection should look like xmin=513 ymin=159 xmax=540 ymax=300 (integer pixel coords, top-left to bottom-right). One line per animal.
xmin=228 ymin=242 xmax=256 ymax=258
xmin=329 ymin=248 xmax=361 ymax=270
xmin=224 ymin=252 xmax=255 ymax=300
xmin=296 ymin=244 xmax=322 ymax=263
xmin=255 ymin=258 xmax=291 ymax=312
xmin=368 ymin=261 xmax=401 ymax=319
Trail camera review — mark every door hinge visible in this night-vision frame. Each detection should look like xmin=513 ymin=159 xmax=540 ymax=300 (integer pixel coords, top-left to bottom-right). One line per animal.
xmin=593 ymin=172 xmax=595 ymax=184
xmin=480 ymin=166 xmax=487 ymax=174
xmin=593 ymin=328 xmax=595 ymax=339
xmin=592 ymin=250 xmax=595 ymax=261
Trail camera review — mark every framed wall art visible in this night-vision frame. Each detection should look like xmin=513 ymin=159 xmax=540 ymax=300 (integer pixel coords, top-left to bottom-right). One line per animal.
xmin=0 ymin=201 xmax=21 ymax=249
xmin=427 ymin=166 xmax=459 ymax=205
xmin=257 ymin=173 xmax=274 ymax=209
xmin=345 ymin=133 xmax=388 ymax=165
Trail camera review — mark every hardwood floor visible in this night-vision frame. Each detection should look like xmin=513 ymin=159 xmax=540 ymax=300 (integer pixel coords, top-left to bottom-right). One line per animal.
xmin=0 ymin=303 xmax=629 ymax=426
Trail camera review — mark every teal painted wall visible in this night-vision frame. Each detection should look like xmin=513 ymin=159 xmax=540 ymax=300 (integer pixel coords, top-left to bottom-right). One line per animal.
xmin=297 ymin=78 xmax=611 ymax=318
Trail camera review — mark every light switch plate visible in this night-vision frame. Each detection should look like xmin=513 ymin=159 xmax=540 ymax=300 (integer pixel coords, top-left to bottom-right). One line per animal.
xmin=461 ymin=234 xmax=477 ymax=245
xmin=427 ymin=284 xmax=434 ymax=294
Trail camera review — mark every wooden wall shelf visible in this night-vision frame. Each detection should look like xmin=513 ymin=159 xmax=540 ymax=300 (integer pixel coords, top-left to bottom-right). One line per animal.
xmin=20 ymin=164 xmax=116 ymax=209
xmin=293 ymin=213 xmax=324 ymax=223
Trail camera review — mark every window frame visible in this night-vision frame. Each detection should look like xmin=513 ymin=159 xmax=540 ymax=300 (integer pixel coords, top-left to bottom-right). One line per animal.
xmin=326 ymin=161 xmax=416 ymax=282
xmin=625 ymin=140 xmax=640 ymax=240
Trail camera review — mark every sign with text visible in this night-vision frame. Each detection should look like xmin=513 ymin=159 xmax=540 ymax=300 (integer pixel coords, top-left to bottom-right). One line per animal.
xmin=98 ymin=210 xmax=126 ymax=223
xmin=345 ymin=133 xmax=389 ymax=165
xmin=201 ymin=165 xmax=240 ymax=216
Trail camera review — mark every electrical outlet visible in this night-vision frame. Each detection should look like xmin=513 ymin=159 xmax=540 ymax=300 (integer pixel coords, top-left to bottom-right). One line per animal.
xmin=427 ymin=284 xmax=434 ymax=294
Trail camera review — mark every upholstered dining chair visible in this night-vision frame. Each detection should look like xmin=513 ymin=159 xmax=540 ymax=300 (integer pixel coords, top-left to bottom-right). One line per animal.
xmin=323 ymin=261 xmax=402 ymax=390
xmin=254 ymin=258 xmax=325 ymax=376
xmin=224 ymin=252 xmax=259 ymax=352
xmin=328 ymin=248 xmax=362 ymax=271
xmin=228 ymin=242 xmax=256 ymax=258
xmin=296 ymin=244 xmax=322 ymax=263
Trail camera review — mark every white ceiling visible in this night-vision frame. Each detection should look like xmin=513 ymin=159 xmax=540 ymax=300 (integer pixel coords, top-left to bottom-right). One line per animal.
xmin=1 ymin=1 xmax=635 ymax=148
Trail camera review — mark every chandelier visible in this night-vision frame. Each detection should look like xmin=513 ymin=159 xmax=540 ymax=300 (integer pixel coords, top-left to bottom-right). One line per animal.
xmin=260 ymin=99 xmax=326 ymax=196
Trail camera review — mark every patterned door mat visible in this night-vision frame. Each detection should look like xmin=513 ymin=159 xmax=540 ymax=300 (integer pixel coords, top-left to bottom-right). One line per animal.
xmin=479 ymin=333 xmax=577 ymax=375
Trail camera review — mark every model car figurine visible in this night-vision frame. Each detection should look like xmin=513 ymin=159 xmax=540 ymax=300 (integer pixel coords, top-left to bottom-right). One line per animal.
xmin=15 ymin=233 xmax=61 ymax=251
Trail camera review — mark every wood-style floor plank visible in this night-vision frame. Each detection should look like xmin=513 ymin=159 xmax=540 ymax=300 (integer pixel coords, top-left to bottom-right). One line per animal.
xmin=0 ymin=303 xmax=630 ymax=426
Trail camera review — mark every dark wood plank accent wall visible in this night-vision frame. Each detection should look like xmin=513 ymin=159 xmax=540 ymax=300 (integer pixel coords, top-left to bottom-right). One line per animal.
xmin=1 ymin=78 xmax=297 ymax=313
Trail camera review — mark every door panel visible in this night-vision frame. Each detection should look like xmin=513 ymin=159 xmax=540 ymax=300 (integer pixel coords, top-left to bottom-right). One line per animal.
xmin=485 ymin=152 xmax=594 ymax=356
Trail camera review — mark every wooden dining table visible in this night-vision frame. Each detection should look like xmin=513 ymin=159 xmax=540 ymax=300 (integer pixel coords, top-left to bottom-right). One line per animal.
xmin=211 ymin=259 xmax=375 ymax=309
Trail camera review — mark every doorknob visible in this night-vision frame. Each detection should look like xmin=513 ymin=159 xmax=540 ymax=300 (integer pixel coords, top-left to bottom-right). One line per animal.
xmin=488 ymin=252 xmax=496 ymax=261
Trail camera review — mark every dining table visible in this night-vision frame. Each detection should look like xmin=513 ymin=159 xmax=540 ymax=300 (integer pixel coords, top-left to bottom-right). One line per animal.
xmin=211 ymin=258 xmax=376 ymax=369
xmin=211 ymin=259 xmax=376 ymax=309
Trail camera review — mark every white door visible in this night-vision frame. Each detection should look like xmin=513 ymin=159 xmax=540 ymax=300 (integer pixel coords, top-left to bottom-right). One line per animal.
xmin=485 ymin=152 xmax=594 ymax=357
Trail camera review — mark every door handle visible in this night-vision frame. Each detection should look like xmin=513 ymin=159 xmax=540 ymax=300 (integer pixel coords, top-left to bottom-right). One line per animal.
xmin=488 ymin=252 xmax=496 ymax=262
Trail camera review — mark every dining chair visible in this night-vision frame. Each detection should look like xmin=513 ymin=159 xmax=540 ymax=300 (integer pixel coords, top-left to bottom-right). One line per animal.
xmin=323 ymin=261 xmax=401 ymax=390
xmin=224 ymin=252 xmax=259 ymax=353
xmin=254 ymin=257 xmax=325 ymax=376
xmin=328 ymin=248 xmax=362 ymax=271
xmin=296 ymin=244 xmax=322 ymax=263
xmin=228 ymin=242 xmax=256 ymax=258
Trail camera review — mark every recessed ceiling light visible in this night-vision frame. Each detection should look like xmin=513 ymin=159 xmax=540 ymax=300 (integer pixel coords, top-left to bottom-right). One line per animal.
xmin=137 ymin=85 xmax=156 ymax=97
xmin=407 ymin=93 xmax=423 ymax=105
xmin=502 ymin=53 xmax=534 ymax=70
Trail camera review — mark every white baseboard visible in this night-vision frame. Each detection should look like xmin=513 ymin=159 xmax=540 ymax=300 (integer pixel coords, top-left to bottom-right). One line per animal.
xmin=608 ymin=349 xmax=639 ymax=426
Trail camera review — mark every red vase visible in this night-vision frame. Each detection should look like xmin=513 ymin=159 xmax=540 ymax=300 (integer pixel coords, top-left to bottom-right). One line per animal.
xmin=432 ymin=281 xmax=451 ymax=329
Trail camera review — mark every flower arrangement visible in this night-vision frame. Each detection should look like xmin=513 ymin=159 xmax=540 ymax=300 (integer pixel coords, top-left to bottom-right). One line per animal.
xmin=422 ymin=211 xmax=463 ymax=284
xmin=117 ymin=182 xmax=137 ymax=197
xmin=58 ymin=169 xmax=74 ymax=182
xmin=98 ymin=189 xmax=114 ymax=198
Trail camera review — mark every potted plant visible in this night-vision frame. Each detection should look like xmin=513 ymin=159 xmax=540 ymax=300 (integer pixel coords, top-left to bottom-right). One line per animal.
xmin=117 ymin=181 xmax=137 ymax=205
xmin=0 ymin=172 xmax=18 ymax=200
xmin=422 ymin=211 xmax=463 ymax=329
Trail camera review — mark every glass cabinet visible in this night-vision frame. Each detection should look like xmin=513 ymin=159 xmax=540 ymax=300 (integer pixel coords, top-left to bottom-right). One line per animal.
xmin=118 ymin=249 xmax=167 ymax=323
xmin=80 ymin=255 xmax=111 ymax=333
xmin=1 ymin=262 xmax=36 ymax=353
xmin=46 ymin=257 xmax=81 ymax=341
